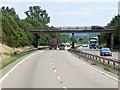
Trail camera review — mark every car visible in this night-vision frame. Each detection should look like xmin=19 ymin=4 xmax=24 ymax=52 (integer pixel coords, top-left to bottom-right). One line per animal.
xmin=100 ymin=48 xmax=112 ymax=56
xmin=66 ymin=44 xmax=71 ymax=47
xmin=91 ymin=25 xmax=105 ymax=30
xmin=65 ymin=43 xmax=71 ymax=47
xmin=82 ymin=44 xmax=88 ymax=47
xmin=58 ymin=44 xmax=65 ymax=50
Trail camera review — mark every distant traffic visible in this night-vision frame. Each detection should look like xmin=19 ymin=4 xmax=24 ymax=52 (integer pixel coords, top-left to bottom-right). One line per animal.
xmin=55 ymin=25 xmax=105 ymax=30
xmin=48 ymin=38 xmax=71 ymax=50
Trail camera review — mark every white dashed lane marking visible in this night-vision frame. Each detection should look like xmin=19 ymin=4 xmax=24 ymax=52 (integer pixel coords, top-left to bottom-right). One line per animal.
xmin=54 ymin=70 xmax=57 ymax=72
xmin=52 ymin=66 xmax=55 ymax=69
xmin=57 ymin=76 xmax=61 ymax=80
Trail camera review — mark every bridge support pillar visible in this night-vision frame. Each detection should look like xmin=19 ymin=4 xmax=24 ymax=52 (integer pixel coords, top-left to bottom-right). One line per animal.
xmin=71 ymin=33 xmax=75 ymax=49
xmin=33 ymin=33 xmax=38 ymax=48
xmin=110 ymin=33 xmax=114 ymax=50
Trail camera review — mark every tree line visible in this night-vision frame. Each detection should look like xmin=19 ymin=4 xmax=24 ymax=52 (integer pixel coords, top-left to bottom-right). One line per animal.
xmin=1 ymin=6 xmax=70 ymax=48
xmin=99 ymin=15 xmax=120 ymax=49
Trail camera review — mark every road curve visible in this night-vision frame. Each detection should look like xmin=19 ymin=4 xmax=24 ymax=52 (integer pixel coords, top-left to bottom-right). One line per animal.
xmin=2 ymin=50 xmax=118 ymax=88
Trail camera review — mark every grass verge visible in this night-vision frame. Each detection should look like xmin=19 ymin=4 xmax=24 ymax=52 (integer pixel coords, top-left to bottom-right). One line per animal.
xmin=0 ymin=52 xmax=31 ymax=69
xmin=104 ymin=66 xmax=111 ymax=72
xmin=91 ymin=62 xmax=97 ymax=65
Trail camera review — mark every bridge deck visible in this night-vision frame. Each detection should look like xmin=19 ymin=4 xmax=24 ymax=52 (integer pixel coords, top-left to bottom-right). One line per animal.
xmin=29 ymin=29 xmax=114 ymax=33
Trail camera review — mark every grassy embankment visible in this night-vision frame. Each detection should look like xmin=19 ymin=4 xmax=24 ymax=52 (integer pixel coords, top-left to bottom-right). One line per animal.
xmin=0 ymin=51 xmax=31 ymax=69
xmin=0 ymin=44 xmax=35 ymax=69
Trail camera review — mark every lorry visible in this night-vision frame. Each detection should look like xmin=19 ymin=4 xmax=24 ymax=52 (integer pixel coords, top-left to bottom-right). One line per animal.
xmin=49 ymin=38 xmax=58 ymax=50
xmin=89 ymin=37 xmax=99 ymax=49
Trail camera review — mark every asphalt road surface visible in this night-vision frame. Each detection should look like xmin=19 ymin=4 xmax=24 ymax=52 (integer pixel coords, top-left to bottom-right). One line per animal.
xmin=1 ymin=49 xmax=118 ymax=88
xmin=78 ymin=46 xmax=119 ymax=61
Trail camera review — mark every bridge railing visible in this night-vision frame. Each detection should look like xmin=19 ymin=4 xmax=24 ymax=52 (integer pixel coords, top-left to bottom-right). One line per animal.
xmin=56 ymin=26 xmax=91 ymax=30
xmin=69 ymin=49 xmax=120 ymax=70
xmin=28 ymin=27 xmax=88 ymax=30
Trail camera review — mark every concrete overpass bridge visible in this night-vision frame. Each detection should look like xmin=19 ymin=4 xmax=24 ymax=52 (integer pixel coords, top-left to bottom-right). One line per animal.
xmin=29 ymin=26 xmax=114 ymax=33
xmin=28 ymin=26 xmax=115 ymax=49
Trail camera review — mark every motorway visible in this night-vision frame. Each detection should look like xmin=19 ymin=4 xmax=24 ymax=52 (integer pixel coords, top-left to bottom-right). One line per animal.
xmin=78 ymin=46 xmax=119 ymax=61
xmin=1 ymin=49 xmax=118 ymax=88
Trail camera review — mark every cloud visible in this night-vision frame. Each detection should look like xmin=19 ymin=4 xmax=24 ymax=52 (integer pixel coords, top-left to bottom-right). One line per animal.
xmin=49 ymin=5 xmax=117 ymax=26
xmin=1 ymin=1 xmax=118 ymax=26
xmin=50 ymin=6 xmax=116 ymax=17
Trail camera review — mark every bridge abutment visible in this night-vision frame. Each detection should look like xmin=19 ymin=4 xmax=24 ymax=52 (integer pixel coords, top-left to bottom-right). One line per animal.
xmin=110 ymin=33 xmax=114 ymax=50
xmin=33 ymin=33 xmax=38 ymax=48
xmin=71 ymin=33 xmax=75 ymax=49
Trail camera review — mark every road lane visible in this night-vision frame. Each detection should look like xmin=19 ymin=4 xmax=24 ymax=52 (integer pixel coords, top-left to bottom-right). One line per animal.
xmin=2 ymin=50 xmax=118 ymax=88
xmin=2 ymin=50 xmax=61 ymax=88
xmin=50 ymin=50 xmax=118 ymax=88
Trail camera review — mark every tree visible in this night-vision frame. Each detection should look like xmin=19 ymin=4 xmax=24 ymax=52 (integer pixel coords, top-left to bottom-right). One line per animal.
xmin=100 ymin=15 xmax=120 ymax=49
xmin=1 ymin=6 xmax=33 ymax=47
xmin=1 ymin=6 xmax=71 ymax=47
xmin=25 ymin=6 xmax=50 ymax=28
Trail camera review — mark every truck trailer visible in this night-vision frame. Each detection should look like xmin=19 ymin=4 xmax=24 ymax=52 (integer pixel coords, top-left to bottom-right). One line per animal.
xmin=49 ymin=38 xmax=58 ymax=50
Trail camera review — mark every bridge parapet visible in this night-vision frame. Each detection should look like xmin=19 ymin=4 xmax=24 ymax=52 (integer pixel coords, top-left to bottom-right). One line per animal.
xmin=28 ymin=26 xmax=115 ymax=33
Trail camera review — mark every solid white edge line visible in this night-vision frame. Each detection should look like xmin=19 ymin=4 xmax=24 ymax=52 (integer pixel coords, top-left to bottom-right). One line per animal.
xmin=0 ymin=51 xmax=40 ymax=83
xmin=79 ymin=59 xmax=119 ymax=82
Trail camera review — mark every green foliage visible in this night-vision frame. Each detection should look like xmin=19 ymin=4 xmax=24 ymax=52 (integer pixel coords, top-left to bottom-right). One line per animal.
xmin=1 ymin=51 xmax=31 ymax=69
xmin=55 ymin=33 xmax=71 ymax=44
xmin=38 ymin=33 xmax=71 ymax=45
xmin=104 ymin=66 xmax=111 ymax=72
xmin=1 ymin=6 xmax=33 ymax=47
xmin=1 ymin=6 xmax=70 ymax=47
xmin=25 ymin=6 xmax=50 ymax=28
xmin=100 ymin=15 xmax=120 ymax=49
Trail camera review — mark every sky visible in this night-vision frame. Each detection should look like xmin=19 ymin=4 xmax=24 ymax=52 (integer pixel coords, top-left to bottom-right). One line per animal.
xmin=119 ymin=1 xmax=120 ymax=14
xmin=1 ymin=0 xmax=120 ymax=27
